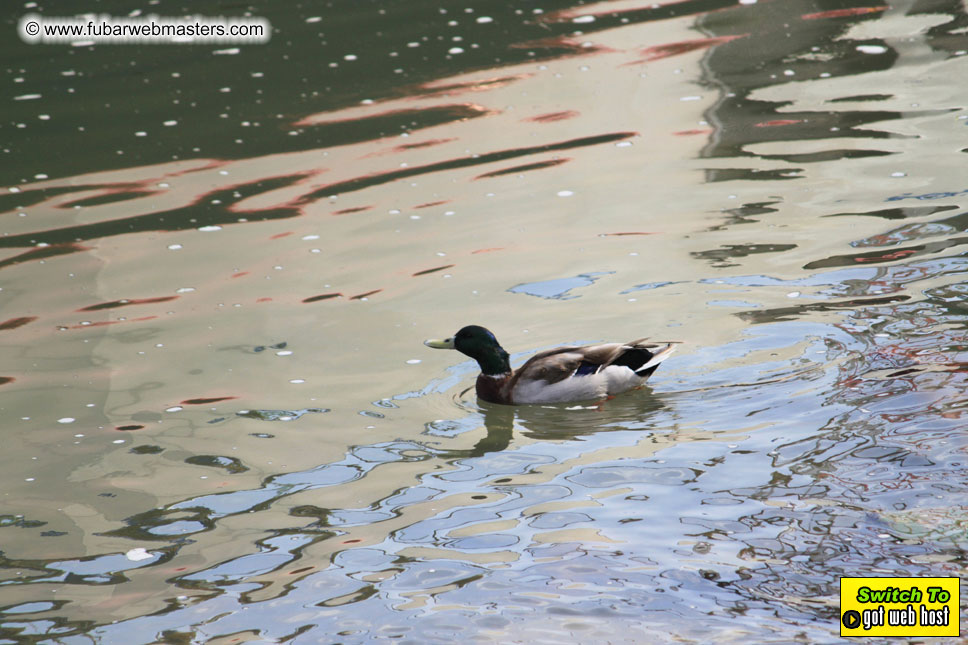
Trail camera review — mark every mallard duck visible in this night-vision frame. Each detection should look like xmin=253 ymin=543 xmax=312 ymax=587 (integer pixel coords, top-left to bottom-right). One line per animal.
xmin=424 ymin=325 xmax=677 ymax=405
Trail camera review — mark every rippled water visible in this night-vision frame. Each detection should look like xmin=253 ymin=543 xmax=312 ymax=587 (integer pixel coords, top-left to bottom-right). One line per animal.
xmin=2 ymin=1 xmax=967 ymax=643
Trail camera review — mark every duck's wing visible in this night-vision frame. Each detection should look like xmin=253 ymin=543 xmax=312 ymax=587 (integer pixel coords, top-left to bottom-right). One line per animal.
xmin=511 ymin=341 xmax=677 ymax=387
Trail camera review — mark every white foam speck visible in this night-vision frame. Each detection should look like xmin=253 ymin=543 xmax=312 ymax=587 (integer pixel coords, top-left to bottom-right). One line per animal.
xmin=406 ymin=359 xmax=422 ymax=364
xmin=125 ymin=548 xmax=153 ymax=561
xmin=557 ymin=190 xmax=574 ymax=197
xmin=57 ymin=417 xmax=75 ymax=424
xmin=449 ymin=47 xmax=464 ymax=54
xmin=167 ymin=243 xmax=183 ymax=250
xmin=857 ymin=45 xmax=887 ymax=54
xmin=572 ymin=15 xmax=596 ymax=23
xmin=165 ymin=406 xmax=183 ymax=413
xmin=289 ymin=379 xmax=306 ymax=384
xmin=198 ymin=225 xmax=222 ymax=232
xmin=476 ymin=16 xmax=493 ymax=23
xmin=302 ymin=234 xmax=320 ymax=240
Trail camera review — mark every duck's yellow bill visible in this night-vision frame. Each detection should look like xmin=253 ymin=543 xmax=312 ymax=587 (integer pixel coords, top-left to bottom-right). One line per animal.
xmin=424 ymin=337 xmax=455 ymax=349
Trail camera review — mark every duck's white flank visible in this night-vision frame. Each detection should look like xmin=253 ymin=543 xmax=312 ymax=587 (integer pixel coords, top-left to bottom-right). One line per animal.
xmin=512 ymin=343 xmax=677 ymax=404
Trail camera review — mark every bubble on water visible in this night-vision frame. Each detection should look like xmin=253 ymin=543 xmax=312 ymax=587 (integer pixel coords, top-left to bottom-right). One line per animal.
xmin=167 ymin=243 xmax=183 ymax=250
xmin=572 ymin=15 xmax=595 ymax=23
xmin=476 ymin=16 xmax=493 ymax=23
xmin=289 ymin=379 xmax=306 ymax=384
xmin=680 ymin=95 xmax=702 ymax=101
xmin=615 ymin=141 xmax=633 ymax=147
xmin=302 ymin=234 xmax=320 ymax=240
xmin=14 ymin=94 xmax=42 ymax=101
xmin=276 ymin=350 xmax=293 ymax=356
xmin=891 ymin=171 xmax=906 ymax=177
xmin=112 ymin=439 xmax=125 ymax=444
xmin=557 ymin=190 xmax=574 ymax=197
xmin=175 ymin=287 xmax=195 ymax=293
xmin=449 ymin=47 xmax=464 ymax=54
xmin=857 ymin=45 xmax=887 ymax=54
xmin=198 ymin=225 xmax=221 ymax=232
xmin=787 ymin=291 xmax=801 ymax=298
xmin=406 ymin=359 xmax=422 ymax=364
xmin=58 ymin=417 xmax=75 ymax=424
xmin=25 ymin=478 xmax=35 ymax=482
xmin=344 ymin=54 xmax=357 ymax=61
xmin=165 ymin=406 xmax=183 ymax=413
xmin=306 ymin=16 xmax=321 ymax=23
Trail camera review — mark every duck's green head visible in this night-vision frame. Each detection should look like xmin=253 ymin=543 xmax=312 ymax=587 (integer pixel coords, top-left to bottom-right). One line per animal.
xmin=424 ymin=325 xmax=511 ymax=375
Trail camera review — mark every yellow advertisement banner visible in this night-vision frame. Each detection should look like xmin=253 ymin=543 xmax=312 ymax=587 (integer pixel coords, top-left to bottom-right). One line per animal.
xmin=840 ymin=577 xmax=960 ymax=637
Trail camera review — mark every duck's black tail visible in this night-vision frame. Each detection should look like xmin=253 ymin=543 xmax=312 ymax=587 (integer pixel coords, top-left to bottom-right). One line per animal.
xmin=615 ymin=343 xmax=678 ymax=376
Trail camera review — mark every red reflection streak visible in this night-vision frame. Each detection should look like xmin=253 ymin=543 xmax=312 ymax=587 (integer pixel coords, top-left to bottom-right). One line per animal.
xmin=802 ymin=6 xmax=888 ymax=20
xmin=632 ymin=34 xmax=748 ymax=64
xmin=0 ymin=316 xmax=37 ymax=330
xmin=471 ymin=247 xmax=504 ymax=254
xmin=854 ymin=249 xmax=917 ymax=262
xmin=350 ymin=289 xmax=382 ymax=300
xmin=0 ymin=243 xmax=90 ymax=271
xmin=270 ymin=232 xmax=294 ymax=240
xmin=526 ymin=111 xmax=579 ymax=123
xmin=414 ymin=200 xmax=450 ymax=209
xmin=333 ymin=206 xmax=373 ymax=215
xmin=393 ymin=138 xmax=457 ymax=152
xmin=77 ymin=296 xmax=179 ymax=312
xmin=601 ymin=231 xmax=658 ymax=236
xmin=475 ymin=158 xmax=570 ymax=179
xmin=68 ymin=315 xmax=158 ymax=329
xmin=544 ymin=0 xmax=693 ymax=24
xmin=294 ymin=104 xmax=494 ymax=128
xmin=674 ymin=129 xmax=712 ymax=136
xmin=256 ymin=297 xmax=272 ymax=303
xmin=406 ymin=74 xmax=531 ymax=99
xmin=61 ymin=187 xmax=163 ymax=209
xmin=181 ymin=396 xmax=237 ymax=405
xmin=412 ymin=264 xmax=454 ymax=277
xmin=303 ymin=293 xmax=343 ymax=303
xmin=231 ymin=272 xmax=250 ymax=278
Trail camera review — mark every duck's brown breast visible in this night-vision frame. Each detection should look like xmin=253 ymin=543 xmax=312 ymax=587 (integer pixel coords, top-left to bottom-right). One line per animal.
xmin=475 ymin=373 xmax=512 ymax=404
